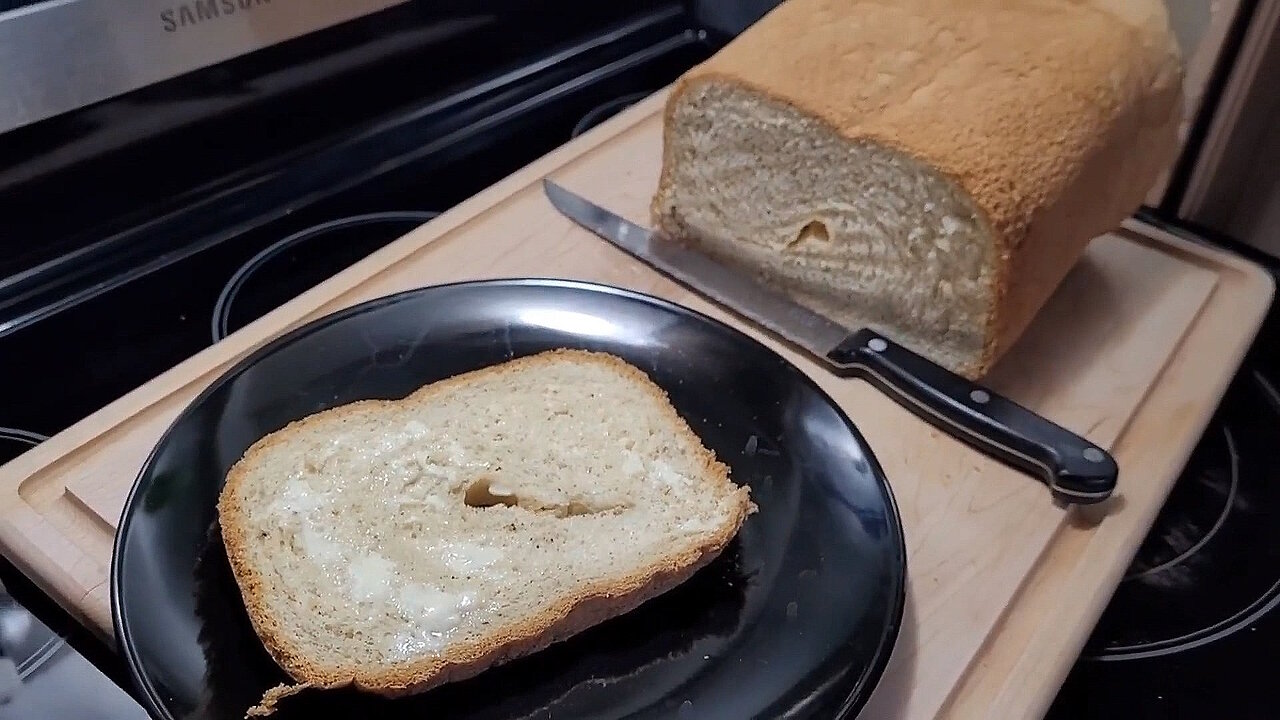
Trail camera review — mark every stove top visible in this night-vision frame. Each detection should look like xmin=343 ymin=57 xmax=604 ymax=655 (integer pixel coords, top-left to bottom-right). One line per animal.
xmin=0 ymin=1 xmax=716 ymax=436
xmin=0 ymin=2 xmax=1277 ymax=716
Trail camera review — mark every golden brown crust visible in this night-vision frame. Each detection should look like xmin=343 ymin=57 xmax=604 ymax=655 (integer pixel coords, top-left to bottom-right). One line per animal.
xmin=217 ymin=349 xmax=754 ymax=713
xmin=652 ymin=0 xmax=1184 ymax=379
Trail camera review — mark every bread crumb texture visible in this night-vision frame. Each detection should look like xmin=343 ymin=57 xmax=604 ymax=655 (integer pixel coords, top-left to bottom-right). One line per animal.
xmin=217 ymin=349 xmax=754 ymax=715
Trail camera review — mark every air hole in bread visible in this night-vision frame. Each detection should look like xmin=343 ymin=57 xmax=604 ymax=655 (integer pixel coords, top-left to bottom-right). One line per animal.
xmin=788 ymin=220 xmax=829 ymax=249
xmin=463 ymin=476 xmax=519 ymax=509
xmin=464 ymin=476 xmax=630 ymax=518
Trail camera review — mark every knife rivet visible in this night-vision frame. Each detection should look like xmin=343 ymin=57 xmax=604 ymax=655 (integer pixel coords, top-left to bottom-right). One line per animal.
xmin=1082 ymin=447 xmax=1106 ymax=463
xmin=867 ymin=338 xmax=888 ymax=352
xmin=969 ymin=389 xmax=990 ymax=404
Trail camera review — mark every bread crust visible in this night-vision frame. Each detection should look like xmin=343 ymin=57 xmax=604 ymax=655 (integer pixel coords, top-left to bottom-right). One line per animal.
xmin=652 ymin=0 xmax=1184 ymax=378
xmin=217 ymin=349 xmax=754 ymax=714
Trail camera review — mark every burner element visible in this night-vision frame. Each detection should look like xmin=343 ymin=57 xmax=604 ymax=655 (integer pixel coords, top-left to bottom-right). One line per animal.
xmin=211 ymin=212 xmax=439 ymax=341
xmin=1080 ymin=371 xmax=1280 ymax=660
xmin=1048 ymin=366 xmax=1280 ymax=719
xmin=570 ymin=92 xmax=653 ymax=138
xmin=0 ymin=427 xmax=46 ymax=465
xmin=1123 ymin=428 xmax=1237 ymax=583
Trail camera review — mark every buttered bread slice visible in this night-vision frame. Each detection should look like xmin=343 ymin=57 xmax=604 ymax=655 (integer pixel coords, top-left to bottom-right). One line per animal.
xmin=217 ymin=349 xmax=754 ymax=715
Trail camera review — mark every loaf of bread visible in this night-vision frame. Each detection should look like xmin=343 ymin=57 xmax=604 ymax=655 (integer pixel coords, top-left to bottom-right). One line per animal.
xmin=652 ymin=0 xmax=1184 ymax=378
xmin=217 ymin=349 xmax=754 ymax=715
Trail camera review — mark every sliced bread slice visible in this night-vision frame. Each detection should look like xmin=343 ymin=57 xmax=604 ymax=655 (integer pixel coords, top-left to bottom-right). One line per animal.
xmin=217 ymin=348 xmax=754 ymax=715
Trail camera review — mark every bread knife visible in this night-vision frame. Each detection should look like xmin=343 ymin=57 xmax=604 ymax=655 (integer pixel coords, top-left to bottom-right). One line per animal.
xmin=542 ymin=179 xmax=1117 ymax=505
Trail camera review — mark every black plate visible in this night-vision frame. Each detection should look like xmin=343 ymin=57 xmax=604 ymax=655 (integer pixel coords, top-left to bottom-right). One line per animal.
xmin=111 ymin=278 xmax=907 ymax=720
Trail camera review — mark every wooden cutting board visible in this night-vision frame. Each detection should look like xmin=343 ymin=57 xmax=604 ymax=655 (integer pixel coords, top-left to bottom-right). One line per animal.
xmin=0 ymin=91 xmax=1271 ymax=719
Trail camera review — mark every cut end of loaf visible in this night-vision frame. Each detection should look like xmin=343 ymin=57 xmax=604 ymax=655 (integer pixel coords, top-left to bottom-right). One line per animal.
xmin=653 ymin=78 xmax=998 ymax=378
xmin=217 ymin=348 xmax=754 ymax=706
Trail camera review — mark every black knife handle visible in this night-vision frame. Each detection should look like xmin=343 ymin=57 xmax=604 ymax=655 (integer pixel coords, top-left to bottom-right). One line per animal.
xmin=826 ymin=329 xmax=1117 ymax=505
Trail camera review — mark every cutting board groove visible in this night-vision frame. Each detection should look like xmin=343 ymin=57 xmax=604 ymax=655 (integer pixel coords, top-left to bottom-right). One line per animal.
xmin=0 ymin=90 xmax=1271 ymax=720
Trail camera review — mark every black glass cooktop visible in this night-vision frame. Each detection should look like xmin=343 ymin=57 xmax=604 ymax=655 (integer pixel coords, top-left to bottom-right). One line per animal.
xmin=1 ymin=1 xmax=1279 ymax=716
